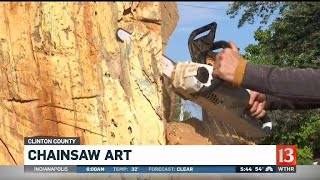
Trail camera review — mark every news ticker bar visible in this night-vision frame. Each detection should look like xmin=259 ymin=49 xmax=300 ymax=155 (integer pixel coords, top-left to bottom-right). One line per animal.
xmin=24 ymin=165 xmax=296 ymax=173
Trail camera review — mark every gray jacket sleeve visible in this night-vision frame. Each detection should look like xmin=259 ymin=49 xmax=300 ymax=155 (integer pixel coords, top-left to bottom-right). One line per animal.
xmin=242 ymin=63 xmax=320 ymax=110
xmin=265 ymin=95 xmax=320 ymax=110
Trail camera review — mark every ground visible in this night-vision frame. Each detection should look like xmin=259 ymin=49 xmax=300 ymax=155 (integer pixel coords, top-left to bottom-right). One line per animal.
xmin=165 ymin=118 xmax=256 ymax=145
xmin=165 ymin=118 xmax=216 ymax=145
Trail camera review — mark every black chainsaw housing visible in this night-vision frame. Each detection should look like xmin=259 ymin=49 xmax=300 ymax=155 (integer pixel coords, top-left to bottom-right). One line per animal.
xmin=188 ymin=22 xmax=231 ymax=92
xmin=188 ymin=22 xmax=230 ymax=64
xmin=187 ymin=22 xmax=273 ymax=135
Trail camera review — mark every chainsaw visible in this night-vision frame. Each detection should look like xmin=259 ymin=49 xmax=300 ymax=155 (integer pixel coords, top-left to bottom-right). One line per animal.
xmin=116 ymin=22 xmax=272 ymax=139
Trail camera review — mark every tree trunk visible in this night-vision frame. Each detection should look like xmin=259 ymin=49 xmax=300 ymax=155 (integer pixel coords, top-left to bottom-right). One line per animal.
xmin=0 ymin=1 xmax=255 ymax=167
xmin=0 ymin=2 xmax=178 ymax=165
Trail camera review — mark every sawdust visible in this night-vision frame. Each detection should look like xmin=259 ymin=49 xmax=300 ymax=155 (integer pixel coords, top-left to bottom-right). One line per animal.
xmin=165 ymin=118 xmax=216 ymax=145
xmin=165 ymin=118 xmax=256 ymax=145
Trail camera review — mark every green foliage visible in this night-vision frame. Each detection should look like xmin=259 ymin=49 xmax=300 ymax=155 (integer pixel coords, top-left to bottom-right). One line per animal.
xmin=228 ymin=2 xmax=320 ymax=164
xmin=183 ymin=110 xmax=192 ymax=120
xmin=297 ymin=146 xmax=314 ymax=165
xmin=172 ymin=96 xmax=192 ymax=122
xmin=262 ymin=111 xmax=320 ymax=164
xmin=227 ymin=1 xmax=287 ymax=28
xmin=243 ymin=2 xmax=320 ymax=68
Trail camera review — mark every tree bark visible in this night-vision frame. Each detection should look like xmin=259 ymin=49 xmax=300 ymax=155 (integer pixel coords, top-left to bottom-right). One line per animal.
xmin=0 ymin=2 xmax=178 ymax=165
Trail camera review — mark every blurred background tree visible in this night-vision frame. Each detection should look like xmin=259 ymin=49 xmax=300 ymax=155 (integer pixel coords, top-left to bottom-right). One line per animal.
xmin=173 ymin=96 xmax=192 ymax=121
xmin=227 ymin=1 xmax=320 ymax=164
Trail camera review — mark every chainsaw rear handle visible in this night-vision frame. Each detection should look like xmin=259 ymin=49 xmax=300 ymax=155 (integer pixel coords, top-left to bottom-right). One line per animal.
xmin=261 ymin=114 xmax=272 ymax=133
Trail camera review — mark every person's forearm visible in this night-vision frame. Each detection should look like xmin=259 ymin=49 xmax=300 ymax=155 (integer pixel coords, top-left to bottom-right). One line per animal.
xmin=265 ymin=95 xmax=320 ymax=110
xmin=240 ymin=63 xmax=320 ymax=101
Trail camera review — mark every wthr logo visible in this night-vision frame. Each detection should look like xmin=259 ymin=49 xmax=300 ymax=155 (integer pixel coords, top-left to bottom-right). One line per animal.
xmin=276 ymin=145 xmax=297 ymax=166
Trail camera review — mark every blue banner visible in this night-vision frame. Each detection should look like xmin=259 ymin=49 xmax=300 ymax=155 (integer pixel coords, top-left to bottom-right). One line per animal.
xmin=76 ymin=165 xmax=237 ymax=173
xmin=24 ymin=165 xmax=294 ymax=173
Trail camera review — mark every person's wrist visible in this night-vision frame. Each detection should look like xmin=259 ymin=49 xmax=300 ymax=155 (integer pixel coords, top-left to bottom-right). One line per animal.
xmin=232 ymin=58 xmax=247 ymax=87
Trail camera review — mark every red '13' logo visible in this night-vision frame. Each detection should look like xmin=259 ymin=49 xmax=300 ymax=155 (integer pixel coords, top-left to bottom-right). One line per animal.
xmin=276 ymin=145 xmax=297 ymax=166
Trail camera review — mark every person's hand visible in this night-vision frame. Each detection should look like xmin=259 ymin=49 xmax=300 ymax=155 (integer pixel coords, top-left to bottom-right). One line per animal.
xmin=213 ymin=41 xmax=243 ymax=84
xmin=247 ymin=90 xmax=267 ymax=119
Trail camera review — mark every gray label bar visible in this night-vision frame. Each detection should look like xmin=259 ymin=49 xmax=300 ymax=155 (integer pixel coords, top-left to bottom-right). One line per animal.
xmin=24 ymin=137 xmax=80 ymax=145
xmin=24 ymin=165 xmax=76 ymax=173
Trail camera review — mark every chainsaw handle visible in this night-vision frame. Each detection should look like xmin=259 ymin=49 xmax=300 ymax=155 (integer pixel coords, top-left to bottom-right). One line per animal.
xmin=188 ymin=22 xmax=217 ymax=64
xmin=188 ymin=22 xmax=217 ymax=44
xmin=211 ymin=40 xmax=231 ymax=50
xmin=261 ymin=114 xmax=272 ymax=133
xmin=207 ymin=41 xmax=231 ymax=88
xmin=188 ymin=22 xmax=234 ymax=64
